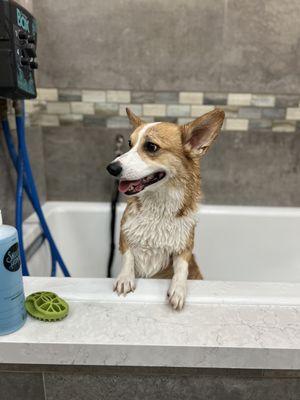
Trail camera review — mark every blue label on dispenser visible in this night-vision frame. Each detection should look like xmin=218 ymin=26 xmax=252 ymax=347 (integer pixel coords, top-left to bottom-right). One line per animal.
xmin=0 ymin=226 xmax=27 ymax=335
xmin=3 ymin=243 xmax=21 ymax=272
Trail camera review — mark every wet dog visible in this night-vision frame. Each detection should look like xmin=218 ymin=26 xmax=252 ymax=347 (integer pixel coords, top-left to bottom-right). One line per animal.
xmin=107 ymin=108 xmax=224 ymax=309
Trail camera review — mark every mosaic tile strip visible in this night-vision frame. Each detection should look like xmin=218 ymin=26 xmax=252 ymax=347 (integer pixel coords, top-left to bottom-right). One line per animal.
xmin=19 ymin=89 xmax=300 ymax=132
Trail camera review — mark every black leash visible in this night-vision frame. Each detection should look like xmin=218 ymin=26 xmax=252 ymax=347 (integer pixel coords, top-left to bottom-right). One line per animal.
xmin=107 ymin=134 xmax=124 ymax=277
xmin=107 ymin=179 xmax=120 ymax=278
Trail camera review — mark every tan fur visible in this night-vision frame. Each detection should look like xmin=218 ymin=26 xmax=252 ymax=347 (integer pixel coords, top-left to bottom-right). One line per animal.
xmin=130 ymin=122 xmax=202 ymax=217
xmin=153 ymin=254 xmax=202 ymax=280
xmin=126 ymin=107 xmax=143 ymax=128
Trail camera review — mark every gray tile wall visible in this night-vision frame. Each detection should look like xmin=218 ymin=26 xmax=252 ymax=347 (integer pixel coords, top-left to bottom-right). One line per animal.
xmin=43 ymin=126 xmax=300 ymax=207
xmin=0 ymin=365 xmax=300 ymax=400
xmin=43 ymin=126 xmax=121 ymax=202
xmin=221 ymin=0 xmax=300 ymax=94
xmin=201 ymin=130 xmax=300 ymax=207
xmin=0 ymin=127 xmax=46 ymax=226
xmin=33 ymin=0 xmax=300 ymax=94
xmin=18 ymin=0 xmax=33 ymax=13
xmin=1 ymin=123 xmax=299 ymax=226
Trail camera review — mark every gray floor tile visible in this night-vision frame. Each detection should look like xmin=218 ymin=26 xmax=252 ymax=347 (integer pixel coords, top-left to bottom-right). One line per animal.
xmin=44 ymin=372 xmax=300 ymax=400
xmin=0 ymin=372 xmax=45 ymax=400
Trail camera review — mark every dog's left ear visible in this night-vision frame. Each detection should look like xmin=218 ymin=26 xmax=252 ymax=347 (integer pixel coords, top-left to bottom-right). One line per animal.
xmin=126 ymin=107 xmax=144 ymax=128
xmin=181 ymin=109 xmax=225 ymax=156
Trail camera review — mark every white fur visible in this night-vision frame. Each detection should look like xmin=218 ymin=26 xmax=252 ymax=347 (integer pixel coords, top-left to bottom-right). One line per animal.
xmin=123 ymin=187 xmax=197 ymax=278
xmin=113 ymin=250 xmax=136 ymax=295
xmin=116 ymin=122 xmax=160 ymax=181
xmin=168 ymin=255 xmax=189 ymax=310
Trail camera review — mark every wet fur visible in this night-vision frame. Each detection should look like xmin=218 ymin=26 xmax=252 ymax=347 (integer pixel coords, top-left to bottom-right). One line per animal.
xmin=111 ymin=109 xmax=224 ymax=309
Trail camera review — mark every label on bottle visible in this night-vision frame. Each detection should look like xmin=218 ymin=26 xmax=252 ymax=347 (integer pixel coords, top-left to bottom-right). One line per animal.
xmin=3 ymin=243 xmax=21 ymax=272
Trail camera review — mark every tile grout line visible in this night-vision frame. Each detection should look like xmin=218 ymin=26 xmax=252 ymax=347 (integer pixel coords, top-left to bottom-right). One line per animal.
xmin=42 ymin=372 xmax=48 ymax=400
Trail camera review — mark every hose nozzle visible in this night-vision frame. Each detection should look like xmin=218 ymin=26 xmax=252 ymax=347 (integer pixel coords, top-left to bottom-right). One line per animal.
xmin=13 ymin=100 xmax=24 ymax=117
xmin=114 ymin=134 xmax=124 ymax=157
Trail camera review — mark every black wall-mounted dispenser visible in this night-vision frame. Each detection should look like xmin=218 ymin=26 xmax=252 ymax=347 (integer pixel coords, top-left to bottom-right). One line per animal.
xmin=0 ymin=0 xmax=38 ymax=99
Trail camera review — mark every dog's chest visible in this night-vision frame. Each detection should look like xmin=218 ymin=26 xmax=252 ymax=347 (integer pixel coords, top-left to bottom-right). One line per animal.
xmin=122 ymin=195 xmax=197 ymax=277
xmin=124 ymin=209 xmax=195 ymax=251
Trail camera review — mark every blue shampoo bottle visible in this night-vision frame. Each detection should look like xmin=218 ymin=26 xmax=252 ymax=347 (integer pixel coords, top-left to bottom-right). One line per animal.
xmin=0 ymin=210 xmax=27 ymax=335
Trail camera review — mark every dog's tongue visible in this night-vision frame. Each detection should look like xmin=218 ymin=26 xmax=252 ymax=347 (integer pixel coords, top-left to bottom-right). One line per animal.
xmin=119 ymin=179 xmax=142 ymax=193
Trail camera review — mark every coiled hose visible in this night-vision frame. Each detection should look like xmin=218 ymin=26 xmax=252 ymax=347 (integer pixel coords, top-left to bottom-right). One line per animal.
xmin=0 ymin=100 xmax=70 ymax=277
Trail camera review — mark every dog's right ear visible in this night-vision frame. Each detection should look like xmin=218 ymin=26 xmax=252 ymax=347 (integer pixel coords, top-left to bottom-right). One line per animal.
xmin=126 ymin=107 xmax=144 ymax=128
xmin=181 ymin=109 xmax=225 ymax=157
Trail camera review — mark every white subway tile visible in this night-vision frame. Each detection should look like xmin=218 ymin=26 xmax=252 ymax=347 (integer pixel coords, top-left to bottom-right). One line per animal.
xmin=228 ymin=93 xmax=251 ymax=106
xmin=225 ymin=118 xmax=248 ymax=131
xmin=47 ymin=102 xmax=71 ymax=114
xmin=143 ymin=104 xmax=166 ymax=116
xmin=82 ymin=90 xmax=106 ymax=102
xmin=191 ymin=105 xmax=214 ymax=117
xmin=37 ymin=88 xmax=58 ymax=101
xmin=107 ymin=90 xmax=130 ymax=103
xmin=71 ymin=102 xmax=94 ymax=115
xmin=179 ymin=92 xmax=203 ymax=104
xmin=286 ymin=108 xmax=300 ymax=120
xmin=272 ymin=121 xmax=296 ymax=132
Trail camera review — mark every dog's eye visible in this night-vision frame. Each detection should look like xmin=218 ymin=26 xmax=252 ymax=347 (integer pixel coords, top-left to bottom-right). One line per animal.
xmin=128 ymin=139 xmax=132 ymax=148
xmin=145 ymin=141 xmax=159 ymax=153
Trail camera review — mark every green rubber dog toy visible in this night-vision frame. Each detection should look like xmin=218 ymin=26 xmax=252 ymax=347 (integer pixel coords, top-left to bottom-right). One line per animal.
xmin=25 ymin=292 xmax=69 ymax=322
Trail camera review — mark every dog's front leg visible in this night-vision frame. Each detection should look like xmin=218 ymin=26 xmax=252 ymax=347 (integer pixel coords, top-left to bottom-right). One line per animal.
xmin=167 ymin=254 xmax=189 ymax=310
xmin=113 ymin=250 xmax=136 ymax=296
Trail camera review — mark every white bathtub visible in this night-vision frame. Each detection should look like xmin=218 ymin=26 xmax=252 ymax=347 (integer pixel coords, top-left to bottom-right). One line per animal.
xmin=24 ymin=201 xmax=300 ymax=283
xmin=1 ymin=201 xmax=300 ymax=370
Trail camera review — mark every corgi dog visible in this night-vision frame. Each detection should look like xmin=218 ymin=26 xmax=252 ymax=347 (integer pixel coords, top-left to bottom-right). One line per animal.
xmin=106 ymin=108 xmax=225 ymax=310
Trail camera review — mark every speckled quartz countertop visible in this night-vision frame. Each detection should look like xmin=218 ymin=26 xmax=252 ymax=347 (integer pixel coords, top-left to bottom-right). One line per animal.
xmin=1 ymin=277 xmax=300 ymax=369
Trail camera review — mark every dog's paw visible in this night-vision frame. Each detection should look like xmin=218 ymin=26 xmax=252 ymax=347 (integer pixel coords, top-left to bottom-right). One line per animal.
xmin=167 ymin=280 xmax=187 ymax=310
xmin=113 ymin=274 xmax=136 ymax=296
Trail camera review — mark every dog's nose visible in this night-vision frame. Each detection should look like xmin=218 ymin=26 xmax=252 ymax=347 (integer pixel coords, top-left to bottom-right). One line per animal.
xmin=106 ymin=161 xmax=122 ymax=177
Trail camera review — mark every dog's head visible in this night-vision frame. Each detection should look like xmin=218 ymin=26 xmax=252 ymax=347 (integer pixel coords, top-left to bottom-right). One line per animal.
xmin=106 ymin=108 xmax=225 ymax=196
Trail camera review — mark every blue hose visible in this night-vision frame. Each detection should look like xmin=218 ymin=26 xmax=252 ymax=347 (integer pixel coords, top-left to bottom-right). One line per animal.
xmin=2 ymin=119 xmax=34 ymax=203
xmin=16 ymin=112 xmax=70 ymax=277
xmin=1 ymin=103 xmax=70 ymax=277
xmin=15 ymin=116 xmax=28 ymax=276
xmin=16 ymin=107 xmax=70 ymax=277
